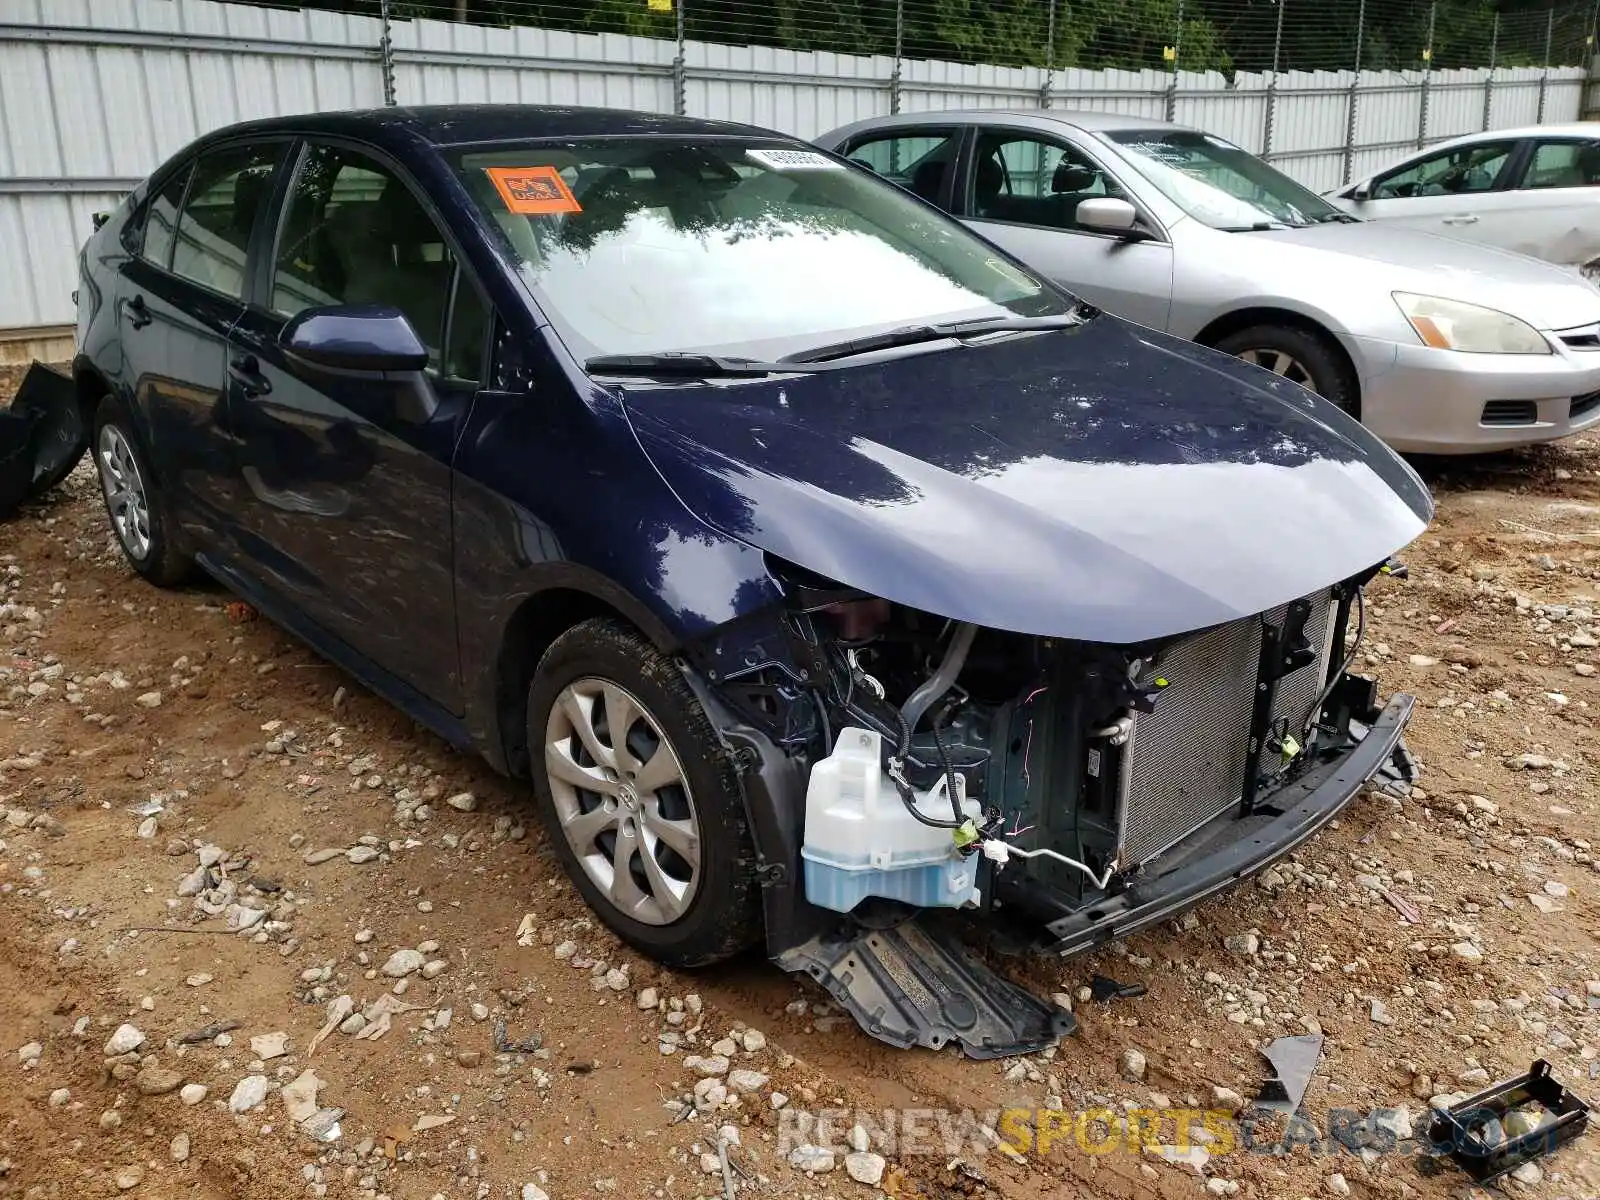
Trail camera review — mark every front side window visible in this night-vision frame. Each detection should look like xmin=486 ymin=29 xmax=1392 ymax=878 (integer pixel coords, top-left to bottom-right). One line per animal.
xmin=171 ymin=143 xmax=283 ymax=299
xmin=844 ymin=131 xmax=958 ymax=205
xmin=1520 ymin=139 xmax=1600 ymax=190
xmin=1106 ymin=129 xmax=1347 ymax=231
xmin=451 ymin=139 xmax=1070 ymax=362
xmin=273 ymin=144 xmax=458 ymax=365
xmin=139 ymin=165 xmax=191 ymax=269
xmin=969 ymin=133 xmax=1119 ymax=231
xmin=1372 ymin=141 xmax=1515 ymax=199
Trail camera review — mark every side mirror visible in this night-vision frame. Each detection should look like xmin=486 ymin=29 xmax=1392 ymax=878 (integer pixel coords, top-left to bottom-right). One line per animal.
xmin=1076 ymin=196 xmax=1142 ymax=237
xmin=281 ymin=305 xmax=429 ymax=374
xmin=1351 ymin=181 xmax=1373 ymax=201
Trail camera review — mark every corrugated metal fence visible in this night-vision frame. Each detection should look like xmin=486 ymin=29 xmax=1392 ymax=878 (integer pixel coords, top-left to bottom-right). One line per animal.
xmin=0 ymin=0 xmax=1589 ymax=341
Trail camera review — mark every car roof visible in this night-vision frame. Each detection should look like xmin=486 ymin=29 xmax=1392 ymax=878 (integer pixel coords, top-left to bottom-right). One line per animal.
xmin=823 ymin=108 xmax=1185 ymax=139
xmin=187 ymin=104 xmax=788 ymax=157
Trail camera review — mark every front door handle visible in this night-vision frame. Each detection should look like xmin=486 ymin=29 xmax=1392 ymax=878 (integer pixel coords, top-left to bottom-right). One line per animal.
xmin=228 ymin=354 xmax=272 ymax=396
xmin=125 ymin=294 xmax=152 ymax=330
xmin=1442 ymin=214 xmax=1480 ymax=225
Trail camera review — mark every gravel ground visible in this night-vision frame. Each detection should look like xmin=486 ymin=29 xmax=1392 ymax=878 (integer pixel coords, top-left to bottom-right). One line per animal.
xmin=3 ymin=370 xmax=1600 ymax=1200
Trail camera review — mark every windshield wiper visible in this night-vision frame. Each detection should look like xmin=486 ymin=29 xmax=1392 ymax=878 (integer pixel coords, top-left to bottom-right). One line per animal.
xmin=1316 ymin=211 xmax=1362 ymax=224
xmin=782 ymin=313 xmax=1084 ymax=365
xmin=584 ymin=352 xmax=803 ymax=378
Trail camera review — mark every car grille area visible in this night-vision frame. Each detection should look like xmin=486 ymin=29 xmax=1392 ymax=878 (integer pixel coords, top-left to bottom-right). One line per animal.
xmin=1115 ymin=595 xmax=1335 ymax=869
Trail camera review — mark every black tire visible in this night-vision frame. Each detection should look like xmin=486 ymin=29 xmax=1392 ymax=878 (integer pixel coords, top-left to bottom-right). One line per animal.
xmin=91 ymin=395 xmax=190 ymax=586
xmin=527 ymin=617 xmax=762 ymax=968
xmin=1212 ymin=324 xmax=1358 ymax=416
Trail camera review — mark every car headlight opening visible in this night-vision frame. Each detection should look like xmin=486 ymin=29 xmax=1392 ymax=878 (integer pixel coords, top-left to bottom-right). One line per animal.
xmin=1393 ymin=292 xmax=1550 ymax=355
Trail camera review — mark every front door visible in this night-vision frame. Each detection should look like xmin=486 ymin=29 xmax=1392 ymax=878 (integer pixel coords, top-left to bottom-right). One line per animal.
xmin=958 ymin=128 xmax=1175 ymax=331
xmin=1349 ymin=137 xmax=1521 ymax=248
xmin=223 ymin=141 xmax=492 ymax=710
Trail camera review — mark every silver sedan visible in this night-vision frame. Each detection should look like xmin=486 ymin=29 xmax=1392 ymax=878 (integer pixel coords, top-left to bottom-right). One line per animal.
xmin=814 ymin=110 xmax=1600 ymax=455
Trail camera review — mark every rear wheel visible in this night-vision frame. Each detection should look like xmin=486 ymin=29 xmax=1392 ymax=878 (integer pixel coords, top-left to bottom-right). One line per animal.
xmin=1212 ymin=324 xmax=1357 ymax=417
xmin=527 ymin=618 xmax=762 ymax=968
xmin=92 ymin=396 xmax=189 ymax=586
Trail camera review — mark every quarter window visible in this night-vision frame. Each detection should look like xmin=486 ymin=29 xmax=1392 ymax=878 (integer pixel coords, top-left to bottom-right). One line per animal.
xmin=1520 ymin=139 xmax=1600 ymax=190
xmin=273 ymin=144 xmax=459 ymax=367
xmin=1371 ymin=141 xmax=1515 ymax=199
xmin=139 ymin=165 xmax=191 ymax=270
xmin=171 ymin=143 xmax=282 ymax=299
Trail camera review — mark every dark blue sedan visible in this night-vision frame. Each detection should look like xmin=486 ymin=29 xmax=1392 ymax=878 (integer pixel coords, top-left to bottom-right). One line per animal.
xmin=73 ymin=105 xmax=1431 ymax=1057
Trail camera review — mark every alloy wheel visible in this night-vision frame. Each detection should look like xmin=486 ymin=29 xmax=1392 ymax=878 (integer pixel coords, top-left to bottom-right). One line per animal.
xmin=1235 ymin=347 xmax=1315 ymax=390
xmin=544 ymin=677 xmax=701 ymax=926
xmin=96 ymin=425 xmax=151 ymax=561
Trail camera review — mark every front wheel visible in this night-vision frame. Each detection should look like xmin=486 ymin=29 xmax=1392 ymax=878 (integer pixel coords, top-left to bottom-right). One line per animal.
xmin=527 ymin=618 xmax=762 ymax=968
xmin=92 ymin=396 xmax=189 ymax=586
xmin=1212 ymin=324 xmax=1357 ymax=417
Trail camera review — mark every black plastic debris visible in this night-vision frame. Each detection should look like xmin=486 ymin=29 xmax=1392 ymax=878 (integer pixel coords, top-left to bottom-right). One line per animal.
xmin=1255 ymin=1033 xmax=1324 ymax=1116
xmin=1088 ymin=974 xmax=1148 ymax=1003
xmin=0 ymin=362 xmax=87 ymax=519
xmin=1424 ymin=1059 xmax=1590 ymax=1184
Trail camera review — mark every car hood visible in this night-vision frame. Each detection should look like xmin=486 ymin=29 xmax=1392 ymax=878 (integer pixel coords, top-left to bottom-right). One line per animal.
xmin=1242 ymin=222 xmax=1600 ymax=330
xmin=620 ymin=318 xmax=1432 ymax=644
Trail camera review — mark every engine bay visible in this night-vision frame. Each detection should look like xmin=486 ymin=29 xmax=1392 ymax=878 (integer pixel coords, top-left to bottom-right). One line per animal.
xmin=689 ymin=557 xmax=1375 ymax=933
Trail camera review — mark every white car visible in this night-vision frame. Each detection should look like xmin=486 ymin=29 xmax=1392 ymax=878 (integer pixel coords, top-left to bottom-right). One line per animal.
xmin=1327 ymin=123 xmax=1600 ymax=280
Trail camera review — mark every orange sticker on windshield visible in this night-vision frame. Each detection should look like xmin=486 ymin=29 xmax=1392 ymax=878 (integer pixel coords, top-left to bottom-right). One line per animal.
xmin=485 ymin=166 xmax=581 ymax=215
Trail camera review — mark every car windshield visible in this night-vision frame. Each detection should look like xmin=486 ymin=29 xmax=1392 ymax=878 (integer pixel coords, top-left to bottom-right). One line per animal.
xmin=449 ymin=138 xmax=1074 ymax=361
xmin=1105 ymin=129 xmax=1349 ymax=231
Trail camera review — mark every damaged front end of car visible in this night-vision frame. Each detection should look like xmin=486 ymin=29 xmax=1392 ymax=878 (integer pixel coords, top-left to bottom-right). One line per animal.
xmin=681 ymin=556 xmax=1418 ymax=1059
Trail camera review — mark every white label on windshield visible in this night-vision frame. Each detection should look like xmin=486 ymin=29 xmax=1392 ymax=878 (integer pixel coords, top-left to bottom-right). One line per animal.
xmin=747 ymin=148 xmax=843 ymax=171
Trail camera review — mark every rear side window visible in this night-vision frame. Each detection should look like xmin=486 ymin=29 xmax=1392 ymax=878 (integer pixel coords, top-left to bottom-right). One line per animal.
xmin=1520 ymin=139 xmax=1600 ymax=190
xmin=171 ymin=143 xmax=283 ymax=300
xmin=844 ymin=130 xmax=959 ymax=206
xmin=139 ymin=166 xmax=191 ymax=269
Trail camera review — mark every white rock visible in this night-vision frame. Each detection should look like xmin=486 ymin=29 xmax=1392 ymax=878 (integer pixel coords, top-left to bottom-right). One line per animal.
xmin=382 ymin=949 xmax=425 ymax=978
xmin=711 ymin=1037 xmax=739 ymax=1058
xmin=844 ymin=1151 xmax=886 ymax=1186
xmin=228 ymin=1074 xmax=270 ymax=1113
xmin=741 ymin=1028 xmax=767 ymax=1053
xmin=687 ymin=1054 xmax=731 ymax=1078
xmin=521 ymin=1186 xmax=550 ymax=1200
xmin=176 ymin=867 xmax=208 ymax=897
xmin=248 ymin=1031 xmax=287 ymax=1060
xmin=104 ymin=1024 xmax=145 ymax=1056
xmin=1510 ymin=1162 xmax=1542 ymax=1185
xmin=1451 ymin=942 xmax=1483 ymax=965
xmin=788 ymin=1145 xmax=837 ymax=1173
xmin=1119 ymin=1048 xmax=1147 ymax=1082
xmin=1370 ymin=998 xmax=1395 ymax=1025
xmin=1325 ymin=1173 xmax=1350 ymax=1197
xmin=636 ymin=987 xmax=658 ymax=1011
xmin=1223 ymin=932 xmax=1259 ymax=956
xmin=115 ymin=1165 xmax=145 ymax=1190
xmin=727 ymin=1068 xmax=769 ymax=1094
xmin=1374 ymin=1106 xmax=1413 ymax=1141
xmin=421 ymin=960 xmax=448 ymax=980
xmin=445 ymin=791 xmax=476 ymax=812
xmin=135 ymin=691 xmax=162 ymax=708
xmin=17 ymin=1041 xmax=41 ymax=1067
xmin=1205 ymin=1181 xmax=1239 ymax=1197
xmin=603 ymin=967 xmax=629 ymax=991
xmin=170 ymin=1131 xmax=190 ymax=1162
xmin=48 ymin=1087 xmax=70 ymax=1107
xmin=180 ymin=1083 xmax=207 ymax=1105
xmin=185 ymin=972 xmax=213 ymax=988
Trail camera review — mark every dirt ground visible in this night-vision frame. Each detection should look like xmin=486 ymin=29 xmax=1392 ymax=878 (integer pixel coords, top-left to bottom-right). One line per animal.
xmin=3 ymin=364 xmax=1600 ymax=1200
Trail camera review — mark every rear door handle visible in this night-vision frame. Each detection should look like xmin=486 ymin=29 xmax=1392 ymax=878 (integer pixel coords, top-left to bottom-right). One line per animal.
xmin=229 ymin=354 xmax=272 ymax=396
xmin=125 ymin=294 xmax=151 ymax=329
xmin=1442 ymin=214 xmax=1480 ymax=225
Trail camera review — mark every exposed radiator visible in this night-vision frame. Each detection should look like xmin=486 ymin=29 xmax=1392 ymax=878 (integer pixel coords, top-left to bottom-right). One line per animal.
xmin=1115 ymin=594 xmax=1336 ymax=869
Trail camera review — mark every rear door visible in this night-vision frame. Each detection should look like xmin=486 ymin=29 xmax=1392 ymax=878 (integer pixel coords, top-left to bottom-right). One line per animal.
xmin=1507 ymin=135 xmax=1600 ymax=275
xmin=222 ymin=139 xmax=491 ymax=710
xmin=1346 ymin=137 xmax=1522 ymax=246
xmin=115 ymin=141 xmax=287 ymax=543
xmin=956 ymin=127 xmax=1174 ymax=330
